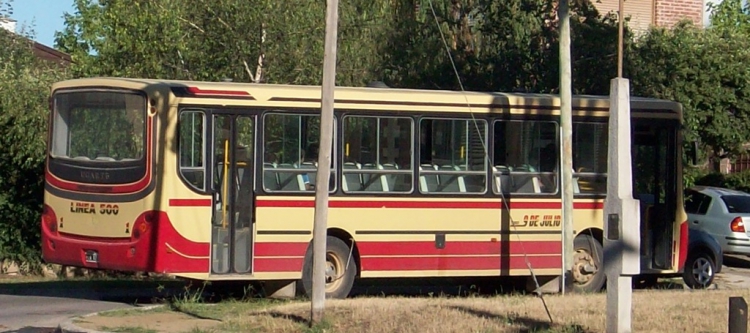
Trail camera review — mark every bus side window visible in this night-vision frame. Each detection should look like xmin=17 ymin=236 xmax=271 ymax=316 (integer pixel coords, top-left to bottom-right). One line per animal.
xmin=419 ymin=118 xmax=487 ymax=194
xmin=572 ymin=122 xmax=608 ymax=194
xmin=178 ymin=110 xmax=206 ymax=192
xmin=492 ymin=120 xmax=557 ymax=195
xmin=262 ymin=112 xmax=337 ymax=193
xmin=342 ymin=115 xmax=413 ymax=193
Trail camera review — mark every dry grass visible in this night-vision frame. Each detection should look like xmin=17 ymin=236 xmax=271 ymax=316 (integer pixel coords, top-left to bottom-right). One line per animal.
xmin=77 ymin=289 xmax=750 ymax=333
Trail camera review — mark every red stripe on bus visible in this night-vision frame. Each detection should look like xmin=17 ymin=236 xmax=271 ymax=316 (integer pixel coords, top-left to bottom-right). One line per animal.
xmin=358 ymin=241 xmax=560 ymax=256
xmin=169 ymin=199 xmax=212 ymax=207
xmin=254 ymin=257 xmax=305 ymax=272
xmin=186 ymin=86 xmax=252 ymax=97
xmin=360 ymin=255 xmax=561 ymax=271
xmin=255 ymin=242 xmax=309 ymax=256
xmin=166 ymin=199 xmax=603 ymax=209
xmin=255 ymin=199 xmax=602 ymax=210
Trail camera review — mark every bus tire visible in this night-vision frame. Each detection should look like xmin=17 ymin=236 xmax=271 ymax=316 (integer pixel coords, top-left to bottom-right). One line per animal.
xmin=572 ymin=234 xmax=605 ymax=293
xmin=300 ymin=236 xmax=356 ymax=299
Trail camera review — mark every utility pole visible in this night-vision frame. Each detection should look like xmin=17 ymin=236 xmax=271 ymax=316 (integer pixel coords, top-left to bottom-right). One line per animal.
xmin=603 ymin=1 xmax=639 ymax=331
xmin=558 ymin=0 xmax=574 ymax=294
xmin=310 ymin=0 xmax=339 ymax=325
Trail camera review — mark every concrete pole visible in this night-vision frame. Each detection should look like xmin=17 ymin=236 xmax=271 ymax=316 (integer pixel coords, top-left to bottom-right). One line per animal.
xmin=311 ymin=0 xmax=339 ymax=325
xmin=604 ymin=78 xmax=639 ymax=333
xmin=602 ymin=2 xmax=639 ymax=332
xmin=617 ymin=0 xmax=624 ymax=77
xmin=558 ymin=0 xmax=574 ymax=294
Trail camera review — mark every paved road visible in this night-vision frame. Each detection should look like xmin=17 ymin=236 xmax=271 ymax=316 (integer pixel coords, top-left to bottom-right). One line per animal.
xmin=715 ymin=254 xmax=750 ymax=289
xmin=0 ymin=294 xmax=129 ymax=332
xmin=0 ymin=279 xmax=183 ymax=333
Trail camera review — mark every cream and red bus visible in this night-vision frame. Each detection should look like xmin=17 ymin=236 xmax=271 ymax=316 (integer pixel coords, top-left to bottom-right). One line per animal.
xmin=42 ymin=77 xmax=687 ymax=298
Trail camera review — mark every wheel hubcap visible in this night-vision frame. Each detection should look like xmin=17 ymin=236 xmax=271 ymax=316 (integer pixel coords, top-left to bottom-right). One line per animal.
xmin=692 ymin=257 xmax=713 ymax=286
xmin=325 ymin=251 xmax=344 ymax=292
xmin=573 ymin=249 xmax=598 ymax=285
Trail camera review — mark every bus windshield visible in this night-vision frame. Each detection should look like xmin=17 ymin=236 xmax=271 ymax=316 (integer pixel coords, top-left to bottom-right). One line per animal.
xmin=51 ymin=90 xmax=146 ymax=162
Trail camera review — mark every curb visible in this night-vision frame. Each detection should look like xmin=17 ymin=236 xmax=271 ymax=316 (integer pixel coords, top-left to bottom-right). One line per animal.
xmin=58 ymin=304 xmax=165 ymax=333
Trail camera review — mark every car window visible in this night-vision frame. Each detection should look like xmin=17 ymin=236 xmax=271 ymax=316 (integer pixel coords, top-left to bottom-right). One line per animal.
xmin=685 ymin=191 xmax=712 ymax=215
xmin=721 ymin=195 xmax=750 ymax=213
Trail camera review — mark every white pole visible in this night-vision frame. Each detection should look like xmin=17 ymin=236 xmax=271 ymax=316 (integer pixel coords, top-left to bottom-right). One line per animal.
xmin=310 ymin=0 xmax=339 ymax=325
xmin=559 ymin=0 xmax=574 ymax=294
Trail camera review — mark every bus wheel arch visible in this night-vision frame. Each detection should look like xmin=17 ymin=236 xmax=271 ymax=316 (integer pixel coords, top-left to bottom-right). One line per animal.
xmin=571 ymin=231 xmax=605 ymax=293
xmin=299 ymin=231 xmax=358 ymax=299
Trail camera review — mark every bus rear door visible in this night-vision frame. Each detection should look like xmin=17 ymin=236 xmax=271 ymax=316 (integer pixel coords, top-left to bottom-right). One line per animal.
xmin=211 ymin=113 xmax=256 ymax=274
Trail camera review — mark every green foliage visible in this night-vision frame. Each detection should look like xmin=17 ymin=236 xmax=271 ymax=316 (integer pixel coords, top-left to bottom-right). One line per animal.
xmin=692 ymin=170 xmax=750 ymax=193
xmin=0 ymin=27 xmax=69 ymax=270
xmin=630 ymin=21 xmax=750 ymax=162
xmin=383 ymin=0 xmax=623 ymax=94
xmin=708 ymin=0 xmax=750 ymax=34
xmin=56 ymin=0 xmax=395 ymax=86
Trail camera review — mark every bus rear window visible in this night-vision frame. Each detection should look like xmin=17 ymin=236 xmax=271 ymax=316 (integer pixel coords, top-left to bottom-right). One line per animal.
xmin=51 ymin=91 xmax=146 ymax=161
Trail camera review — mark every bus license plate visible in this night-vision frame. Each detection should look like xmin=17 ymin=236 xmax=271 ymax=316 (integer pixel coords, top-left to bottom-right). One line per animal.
xmin=85 ymin=250 xmax=98 ymax=263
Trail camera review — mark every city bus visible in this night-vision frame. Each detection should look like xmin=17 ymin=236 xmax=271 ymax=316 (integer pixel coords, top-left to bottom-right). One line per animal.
xmin=42 ymin=77 xmax=688 ymax=298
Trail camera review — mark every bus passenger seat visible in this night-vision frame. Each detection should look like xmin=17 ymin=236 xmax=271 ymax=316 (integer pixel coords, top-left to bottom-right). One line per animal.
xmin=438 ymin=165 xmax=466 ymax=192
xmin=419 ymin=164 xmax=439 ymax=192
xmin=342 ymin=162 xmax=362 ymax=192
xmin=381 ymin=163 xmax=398 ymax=191
xmin=514 ymin=175 xmax=542 ymax=193
xmin=263 ymin=163 xmax=280 ymax=191
xmin=298 ymin=162 xmax=317 ymax=191
xmin=362 ymin=163 xmax=388 ymax=192
xmin=276 ymin=163 xmax=302 ymax=191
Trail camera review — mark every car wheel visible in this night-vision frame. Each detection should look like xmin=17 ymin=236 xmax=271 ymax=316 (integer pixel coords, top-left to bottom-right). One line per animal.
xmin=682 ymin=250 xmax=715 ymax=289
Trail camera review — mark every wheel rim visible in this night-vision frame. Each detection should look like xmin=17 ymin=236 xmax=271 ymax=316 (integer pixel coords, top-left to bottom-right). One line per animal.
xmin=325 ymin=250 xmax=344 ymax=293
xmin=572 ymin=248 xmax=598 ymax=285
xmin=692 ymin=257 xmax=713 ymax=286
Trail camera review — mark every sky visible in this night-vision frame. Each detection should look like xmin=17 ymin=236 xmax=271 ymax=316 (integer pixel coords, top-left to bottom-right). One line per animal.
xmin=5 ymin=0 xmax=721 ymax=49
xmin=9 ymin=0 xmax=75 ymax=47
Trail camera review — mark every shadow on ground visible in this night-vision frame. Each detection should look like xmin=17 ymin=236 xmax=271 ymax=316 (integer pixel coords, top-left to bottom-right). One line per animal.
xmin=1 ymin=327 xmax=84 ymax=333
xmin=0 ymin=277 xmax=188 ymax=304
xmin=722 ymin=254 xmax=750 ymax=269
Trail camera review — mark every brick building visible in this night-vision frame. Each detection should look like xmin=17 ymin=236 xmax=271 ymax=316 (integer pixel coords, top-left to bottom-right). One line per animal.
xmin=593 ymin=0 xmax=705 ymax=35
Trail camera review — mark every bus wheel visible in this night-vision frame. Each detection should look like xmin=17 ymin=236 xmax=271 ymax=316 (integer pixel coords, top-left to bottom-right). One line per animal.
xmin=300 ymin=236 xmax=357 ymax=299
xmin=571 ymin=234 xmax=605 ymax=293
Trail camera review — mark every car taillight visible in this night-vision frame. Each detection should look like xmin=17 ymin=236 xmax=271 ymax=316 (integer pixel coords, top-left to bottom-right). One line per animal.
xmin=42 ymin=205 xmax=57 ymax=234
xmin=731 ymin=217 xmax=746 ymax=233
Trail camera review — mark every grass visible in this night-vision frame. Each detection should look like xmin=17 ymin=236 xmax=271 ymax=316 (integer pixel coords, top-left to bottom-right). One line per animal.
xmin=74 ymin=288 xmax=750 ymax=333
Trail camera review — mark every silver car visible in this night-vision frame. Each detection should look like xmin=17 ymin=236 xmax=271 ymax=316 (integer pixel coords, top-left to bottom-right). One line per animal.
xmin=685 ymin=186 xmax=750 ymax=255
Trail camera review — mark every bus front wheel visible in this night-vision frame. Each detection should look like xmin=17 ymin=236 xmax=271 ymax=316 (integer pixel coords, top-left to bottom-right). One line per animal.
xmin=300 ymin=236 xmax=357 ymax=299
xmin=571 ymin=234 xmax=605 ymax=293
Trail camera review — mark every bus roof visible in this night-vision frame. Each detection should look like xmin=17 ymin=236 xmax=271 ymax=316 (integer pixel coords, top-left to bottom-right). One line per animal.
xmin=51 ymin=77 xmax=683 ymax=118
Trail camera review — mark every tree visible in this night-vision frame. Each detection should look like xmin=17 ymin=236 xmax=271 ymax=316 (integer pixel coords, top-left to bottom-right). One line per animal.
xmin=0 ymin=4 xmax=69 ymax=270
xmin=56 ymin=0 xmax=396 ymax=86
xmin=707 ymin=0 xmax=750 ymax=34
xmin=381 ymin=0 xmax=625 ymax=95
xmin=629 ymin=21 xmax=750 ymax=166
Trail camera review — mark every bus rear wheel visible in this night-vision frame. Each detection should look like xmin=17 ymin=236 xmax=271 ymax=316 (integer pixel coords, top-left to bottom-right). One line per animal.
xmin=571 ymin=234 xmax=605 ymax=293
xmin=300 ymin=236 xmax=356 ymax=299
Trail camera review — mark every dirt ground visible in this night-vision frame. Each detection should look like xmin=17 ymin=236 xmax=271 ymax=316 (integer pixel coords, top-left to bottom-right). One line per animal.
xmin=71 ymin=288 xmax=750 ymax=333
xmin=74 ymin=309 xmax=222 ymax=333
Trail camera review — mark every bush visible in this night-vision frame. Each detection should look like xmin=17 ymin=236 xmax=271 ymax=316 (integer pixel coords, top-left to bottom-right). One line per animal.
xmin=692 ymin=170 xmax=750 ymax=193
xmin=0 ymin=28 xmax=69 ymax=272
